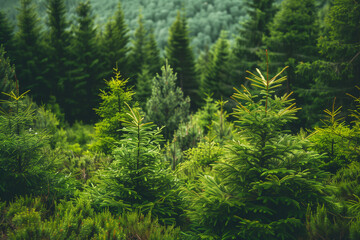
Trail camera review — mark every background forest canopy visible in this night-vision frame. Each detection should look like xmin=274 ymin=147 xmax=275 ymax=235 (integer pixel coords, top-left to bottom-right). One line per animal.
xmin=0 ymin=0 xmax=360 ymax=239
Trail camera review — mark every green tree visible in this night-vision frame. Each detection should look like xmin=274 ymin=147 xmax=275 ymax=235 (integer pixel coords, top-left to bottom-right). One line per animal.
xmin=200 ymin=31 xmax=232 ymax=100
xmin=90 ymin=105 xmax=181 ymax=224
xmin=231 ymin=0 xmax=276 ymax=80
xmin=266 ymin=0 xmax=319 ymax=92
xmin=166 ymin=11 xmax=198 ymax=107
xmin=14 ymin=0 xmax=46 ymax=102
xmin=295 ymin=0 xmax=360 ymax=127
xmin=145 ymin=30 xmax=162 ymax=76
xmin=90 ymin=69 xmax=134 ymax=155
xmin=0 ymin=46 xmax=15 ymax=101
xmin=134 ymin=29 xmax=162 ymax=107
xmin=0 ymin=90 xmax=49 ymax=200
xmin=129 ymin=12 xmax=147 ymax=78
xmin=68 ymin=0 xmax=101 ymax=122
xmin=146 ymin=62 xmax=190 ymax=141
xmin=44 ymin=0 xmax=71 ymax=107
xmin=101 ymin=2 xmax=130 ymax=80
xmin=0 ymin=11 xmax=14 ymax=57
xmin=184 ymin=67 xmax=329 ymax=239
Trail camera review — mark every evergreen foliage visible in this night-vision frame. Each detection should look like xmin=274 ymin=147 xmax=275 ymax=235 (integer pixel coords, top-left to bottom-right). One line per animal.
xmin=67 ymin=0 xmax=101 ymax=123
xmin=200 ymin=31 xmax=232 ymax=101
xmin=90 ymin=105 xmax=181 ymax=223
xmin=166 ymin=11 xmax=198 ymax=107
xmin=90 ymin=69 xmax=134 ymax=154
xmin=184 ymin=66 xmax=329 ymax=239
xmin=0 ymin=90 xmax=49 ymax=200
xmin=0 ymin=10 xmax=14 ymax=56
xmin=146 ymin=62 xmax=190 ymax=141
xmin=0 ymin=46 xmax=15 ymax=101
xmin=231 ymin=0 xmax=276 ymax=80
xmin=14 ymin=0 xmax=46 ymax=102
xmin=44 ymin=0 xmax=71 ymax=107
xmin=266 ymin=0 xmax=319 ymax=94
xmin=101 ymin=2 xmax=130 ymax=80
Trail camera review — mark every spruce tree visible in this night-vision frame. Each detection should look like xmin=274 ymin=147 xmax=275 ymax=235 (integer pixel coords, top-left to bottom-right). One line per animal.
xmin=90 ymin=105 xmax=181 ymax=223
xmin=129 ymin=12 xmax=147 ymax=78
xmin=90 ymin=69 xmax=134 ymax=155
xmin=184 ymin=66 xmax=329 ymax=239
xmin=101 ymin=2 xmax=129 ymax=80
xmin=231 ymin=0 xmax=276 ymax=80
xmin=166 ymin=11 xmax=198 ymax=108
xmin=44 ymin=0 xmax=71 ymax=105
xmin=0 ymin=90 xmax=49 ymax=200
xmin=0 ymin=11 xmax=14 ymax=57
xmin=146 ymin=62 xmax=190 ymax=141
xmin=200 ymin=31 xmax=232 ymax=101
xmin=14 ymin=0 xmax=46 ymax=102
xmin=0 ymin=46 xmax=15 ymax=101
xmin=294 ymin=0 xmax=359 ymax=127
xmin=145 ymin=30 xmax=162 ymax=76
xmin=266 ymin=0 xmax=319 ymax=92
xmin=68 ymin=0 xmax=101 ymax=122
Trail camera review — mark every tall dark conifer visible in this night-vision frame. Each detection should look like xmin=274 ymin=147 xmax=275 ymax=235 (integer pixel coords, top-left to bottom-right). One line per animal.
xmin=14 ymin=0 xmax=45 ymax=102
xmin=68 ymin=1 xmax=101 ymax=122
xmin=266 ymin=0 xmax=319 ymax=92
xmin=0 ymin=11 xmax=14 ymax=57
xmin=200 ymin=31 xmax=232 ymax=100
xmin=129 ymin=12 xmax=147 ymax=78
xmin=45 ymin=0 xmax=71 ymax=105
xmin=232 ymin=0 xmax=276 ymax=80
xmin=166 ymin=11 xmax=198 ymax=108
xmin=101 ymin=2 xmax=129 ymax=80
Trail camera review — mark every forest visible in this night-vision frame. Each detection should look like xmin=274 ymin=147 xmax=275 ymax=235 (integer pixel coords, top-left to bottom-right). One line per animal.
xmin=0 ymin=0 xmax=359 ymax=239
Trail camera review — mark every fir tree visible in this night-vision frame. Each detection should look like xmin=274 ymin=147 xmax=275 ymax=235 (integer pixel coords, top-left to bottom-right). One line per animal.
xmin=14 ymin=0 xmax=46 ymax=102
xmin=200 ymin=31 xmax=232 ymax=101
xmin=0 ymin=46 xmax=15 ymax=101
xmin=0 ymin=11 xmax=14 ymax=57
xmin=166 ymin=11 xmax=198 ymax=107
xmin=90 ymin=69 xmax=134 ymax=154
xmin=185 ymin=66 xmax=329 ymax=239
xmin=44 ymin=0 xmax=71 ymax=105
xmin=145 ymin=29 xmax=162 ymax=76
xmin=129 ymin=12 xmax=147 ymax=78
xmin=146 ymin=62 xmax=190 ymax=141
xmin=90 ymin=105 xmax=181 ymax=223
xmin=266 ymin=0 xmax=319 ymax=92
xmin=231 ymin=0 xmax=276 ymax=80
xmin=295 ymin=0 xmax=359 ymax=127
xmin=101 ymin=2 xmax=129 ymax=80
xmin=0 ymin=90 xmax=49 ymax=200
xmin=68 ymin=0 xmax=101 ymax=122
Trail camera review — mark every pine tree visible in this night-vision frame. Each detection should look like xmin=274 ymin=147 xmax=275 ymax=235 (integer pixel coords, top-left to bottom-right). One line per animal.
xmin=68 ymin=0 xmax=101 ymax=122
xmin=14 ymin=0 xmax=46 ymax=102
xmin=44 ymin=0 xmax=71 ymax=105
xmin=0 ymin=11 xmax=14 ymax=57
xmin=200 ymin=31 xmax=232 ymax=100
xmin=146 ymin=62 xmax=190 ymax=141
xmin=101 ymin=2 xmax=129 ymax=80
xmin=166 ymin=11 xmax=198 ymax=108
